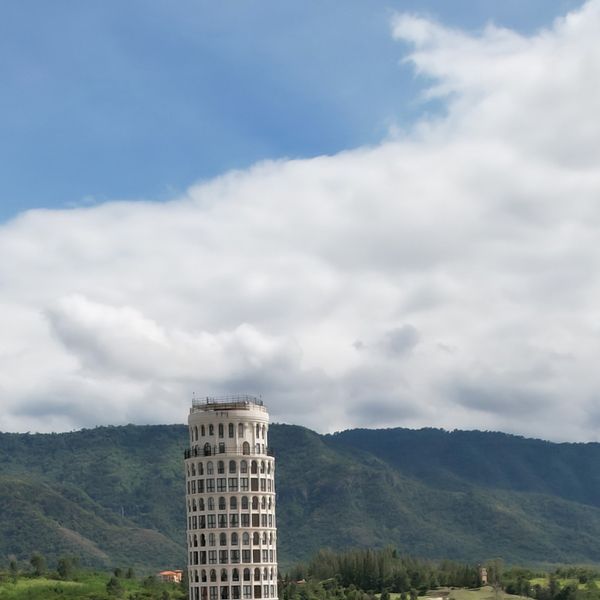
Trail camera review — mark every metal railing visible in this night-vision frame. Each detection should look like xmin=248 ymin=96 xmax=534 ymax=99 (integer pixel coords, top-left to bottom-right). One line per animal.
xmin=191 ymin=395 xmax=264 ymax=411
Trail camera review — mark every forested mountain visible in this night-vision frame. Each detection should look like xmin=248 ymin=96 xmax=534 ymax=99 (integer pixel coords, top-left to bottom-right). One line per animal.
xmin=2 ymin=424 xmax=600 ymax=571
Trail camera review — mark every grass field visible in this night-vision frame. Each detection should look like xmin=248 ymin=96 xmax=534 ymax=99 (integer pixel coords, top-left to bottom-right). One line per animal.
xmin=0 ymin=573 xmax=184 ymax=600
xmin=378 ymin=587 xmax=529 ymax=600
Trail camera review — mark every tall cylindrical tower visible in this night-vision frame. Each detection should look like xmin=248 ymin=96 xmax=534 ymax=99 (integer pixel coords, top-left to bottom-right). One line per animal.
xmin=185 ymin=395 xmax=278 ymax=600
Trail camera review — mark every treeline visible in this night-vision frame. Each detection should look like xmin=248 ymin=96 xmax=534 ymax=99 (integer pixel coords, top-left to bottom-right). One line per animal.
xmin=283 ymin=547 xmax=484 ymax=594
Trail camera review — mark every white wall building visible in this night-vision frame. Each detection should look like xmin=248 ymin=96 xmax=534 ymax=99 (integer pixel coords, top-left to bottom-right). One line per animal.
xmin=185 ymin=395 xmax=278 ymax=600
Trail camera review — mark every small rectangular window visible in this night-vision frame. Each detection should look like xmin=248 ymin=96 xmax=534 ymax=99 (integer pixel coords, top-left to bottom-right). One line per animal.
xmin=206 ymin=479 xmax=215 ymax=492
xmin=229 ymin=478 xmax=238 ymax=491
xmin=240 ymin=478 xmax=249 ymax=491
xmin=208 ymin=551 xmax=217 ymax=564
xmin=219 ymin=550 xmax=229 ymax=563
xmin=230 ymin=514 xmax=239 ymax=527
xmin=217 ymin=478 xmax=227 ymax=492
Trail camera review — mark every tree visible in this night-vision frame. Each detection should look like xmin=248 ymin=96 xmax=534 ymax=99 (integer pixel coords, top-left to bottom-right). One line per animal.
xmin=57 ymin=557 xmax=74 ymax=580
xmin=114 ymin=567 xmax=123 ymax=578
xmin=9 ymin=558 xmax=18 ymax=583
xmin=30 ymin=552 xmax=46 ymax=577
xmin=126 ymin=567 xmax=135 ymax=579
xmin=107 ymin=575 xmax=123 ymax=596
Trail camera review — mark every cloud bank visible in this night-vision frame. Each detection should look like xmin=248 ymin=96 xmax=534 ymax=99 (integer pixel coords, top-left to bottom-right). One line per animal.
xmin=2 ymin=2 xmax=600 ymax=440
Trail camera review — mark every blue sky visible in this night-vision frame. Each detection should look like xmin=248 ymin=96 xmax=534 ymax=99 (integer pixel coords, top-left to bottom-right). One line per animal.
xmin=2 ymin=0 xmax=600 ymax=439
xmin=0 ymin=0 xmax=583 ymax=221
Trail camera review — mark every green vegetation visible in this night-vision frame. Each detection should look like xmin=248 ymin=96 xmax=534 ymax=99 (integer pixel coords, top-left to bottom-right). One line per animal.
xmin=4 ymin=424 xmax=600 ymax=567
xmin=0 ymin=565 xmax=184 ymax=600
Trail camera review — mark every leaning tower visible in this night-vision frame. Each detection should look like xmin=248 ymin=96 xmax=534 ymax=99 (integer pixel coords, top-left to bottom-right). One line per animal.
xmin=185 ymin=395 xmax=278 ymax=600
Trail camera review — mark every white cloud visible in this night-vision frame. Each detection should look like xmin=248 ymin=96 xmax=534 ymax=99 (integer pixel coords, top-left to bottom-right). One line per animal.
xmin=2 ymin=1 xmax=600 ymax=440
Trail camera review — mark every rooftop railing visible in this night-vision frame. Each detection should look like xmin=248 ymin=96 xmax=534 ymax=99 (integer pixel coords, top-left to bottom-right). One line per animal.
xmin=191 ymin=395 xmax=265 ymax=413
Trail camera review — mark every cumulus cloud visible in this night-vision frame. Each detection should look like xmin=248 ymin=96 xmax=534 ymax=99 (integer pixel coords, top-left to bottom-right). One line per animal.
xmin=2 ymin=2 xmax=600 ymax=440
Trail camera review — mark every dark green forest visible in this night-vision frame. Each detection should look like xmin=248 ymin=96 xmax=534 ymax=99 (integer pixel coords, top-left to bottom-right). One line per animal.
xmin=3 ymin=424 xmax=600 ymax=570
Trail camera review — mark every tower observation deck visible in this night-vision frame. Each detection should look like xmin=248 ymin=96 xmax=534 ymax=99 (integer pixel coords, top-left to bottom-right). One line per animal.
xmin=185 ymin=395 xmax=278 ymax=600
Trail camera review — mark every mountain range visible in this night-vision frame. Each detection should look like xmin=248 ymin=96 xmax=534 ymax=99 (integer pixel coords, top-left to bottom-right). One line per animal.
xmin=2 ymin=424 xmax=600 ymax=571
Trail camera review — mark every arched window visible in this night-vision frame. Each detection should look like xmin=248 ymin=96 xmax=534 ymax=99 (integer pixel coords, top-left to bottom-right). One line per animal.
xmin=238 ymin=423 xmax=244 ymax=437
xmin=261 ymin=497 xmax=266 ymax=510
xmin=270 ymin=568 xmax=274 ymax=581
xmin=209 ymin=533 xmax=216 ymax=546
xmin=218 ymin=461 xmax=225 ymax=474
xmin=254 ymin=568 xmax=260 ymax=581
xmin=208 ymin=498 xmax=215 ymax=511
xmin=201 ymin=570 xmax=207 ymax=583
xmin=218 ymin=424 xmax=224 ymax=438
xmin=231 ymin=532 xmax=239 ymax=546
xmin=260 ymin=461 xmax=265 ymax=474
xmin=200 ymin=425 xmax=205 ymax=436
xmin=263 ymin=568 xmax=268 ymax=580
xmin=268 ymin=498 xmax=272 ymax=510
xmin=251 ymin=461 xmax=258 ymax=474
xmin=220 ymin=532 xmax=227 ymax=546
xmin=232 ymin=569 xmax=240 ymax=582
xmin=256 ymin=424 xmax=260 ymax=438
xmin=267 ymin=462 xmax=270 ymax=475
xmin=229 ymin=460 xmax=237 ymax=474
xmin=229 ymin=423 xmax=235 ymax=438
xmin=241 ymin=497 xmax=249 ymax=510
xmin=193 ymin=534 xmax=198 ymax=547
xmin=252 ymin=497 xmax=259 ymax=510
xmin=219 ymin=497 xmax=226 ymax=510
xmin=199 ymin=462 xmax=204 ymax=475
xmin=221 ymin=569 xmax=228 ymax=582
xmin=210 ymin=569 xmax=217 ymax=582
xmin=209 ymin=424 xmax=214 ymax=436
xmin=242 ymin=532 xmax=250 ymax=546
xmin=253 ymin=532 xmax=259 ymax=545
xmin=255 ymin=443 xmax=261 ymax=454
xmin=204 ymin=443 xmax=212 ymax=456
xmin=199 ymin=498 xmax=205 ymax=511
xmin=240 ymin=461 xmax=248 ymax=474
xmin=242 ymin=442 xmax=250 ymax=455
xmin=200 ymin=534 xmax=206 ymax=546
xmin=243 ymin=569 xmax=251 ymax=582
xmin=262 ymin=532 xmax=267 ymax=544
xmin=230 ymin=497 xmax=238 ymax=510
xmin=207 ymin=461 xmax=214 ymax=474
xmin=262 ymin=425 xmax=266 ymax=438
xmin=194 ymin=426 xmax=198 ymax=441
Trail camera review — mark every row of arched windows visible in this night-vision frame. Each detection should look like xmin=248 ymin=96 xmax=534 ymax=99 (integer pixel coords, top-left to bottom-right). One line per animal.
xmin=190 ymin=423 xmax=268 ymax=442
xmin=189 ymin=496 xmax=274 ymax=512
xmin=188 ymin=459 xmax=273 ymax=477
xmin=190 ymin=531 xmax=275 ymax=547
xmin=192 ymin=568 xmax=276 ymax=583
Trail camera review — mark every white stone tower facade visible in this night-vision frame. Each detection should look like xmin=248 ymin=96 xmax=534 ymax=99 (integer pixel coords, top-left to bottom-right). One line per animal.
xmin=185 ymin=396 xmax=278 ymax=600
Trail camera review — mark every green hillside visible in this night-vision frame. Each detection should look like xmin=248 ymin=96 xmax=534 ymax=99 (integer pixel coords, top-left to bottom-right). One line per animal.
xmin=2 ymin=424 xmax=600 ymax=570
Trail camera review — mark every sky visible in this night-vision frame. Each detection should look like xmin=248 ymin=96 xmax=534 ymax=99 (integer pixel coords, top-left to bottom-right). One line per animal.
xmin=1 ymin=0 xmax=599 ymax=441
